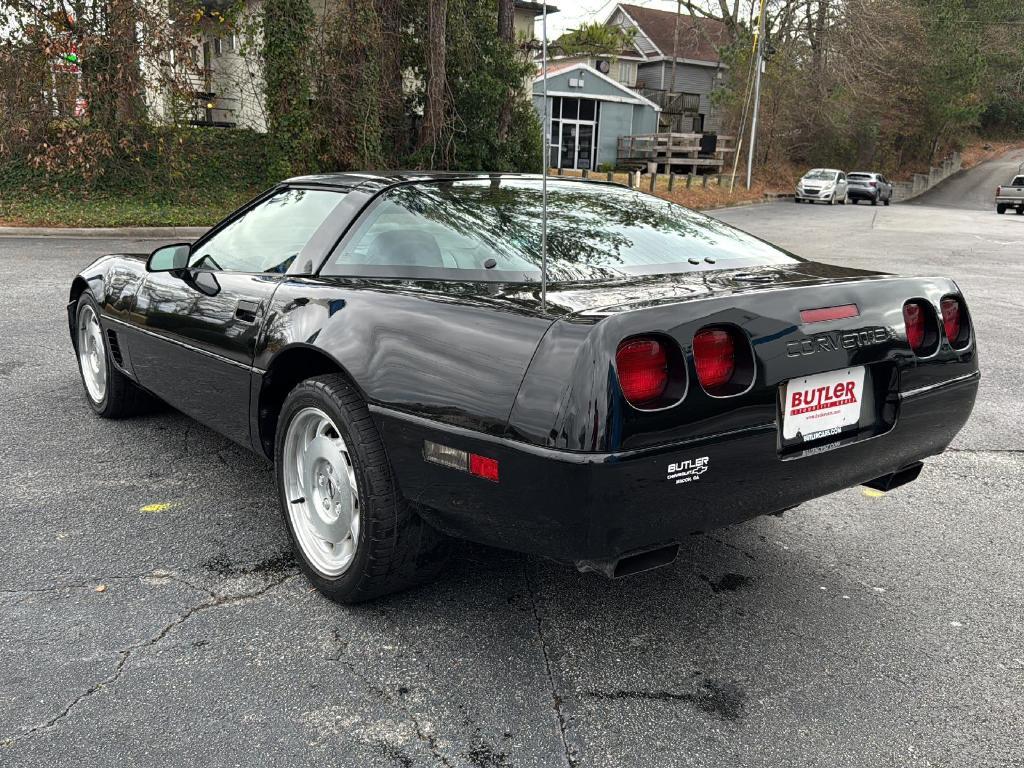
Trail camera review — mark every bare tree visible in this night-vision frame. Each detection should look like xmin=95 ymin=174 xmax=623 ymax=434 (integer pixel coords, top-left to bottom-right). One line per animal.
xmin=419 ymin=0 xmax=449 ymax=167
xmin=496 ymin=0 xmax=515 ymax=144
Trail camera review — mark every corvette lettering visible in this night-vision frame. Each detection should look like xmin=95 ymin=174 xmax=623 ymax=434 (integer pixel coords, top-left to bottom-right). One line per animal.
xmin=786 ymin=327 xmax=891 ymax=358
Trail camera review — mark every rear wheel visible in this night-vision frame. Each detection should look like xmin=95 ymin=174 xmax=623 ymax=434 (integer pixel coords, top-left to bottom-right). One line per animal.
xmin=884 ymin=197 xmax=891 ymax=206
xmin=275 ymin=374 xmax=450 ymax=603
xmin=74 ymin=293 xmax=150 ymax=418
xmin=871 ymin=197 xmax=878 ymax=206
xmin=1017 ymin=207 xmax=1024 ymax=215
xmin=997 ymin=204 xmax=1007 ymax=214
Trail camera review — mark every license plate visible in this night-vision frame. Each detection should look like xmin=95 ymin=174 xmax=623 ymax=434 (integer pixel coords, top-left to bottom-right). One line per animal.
xmin=781 ymin=367 xmax=866 ymax=442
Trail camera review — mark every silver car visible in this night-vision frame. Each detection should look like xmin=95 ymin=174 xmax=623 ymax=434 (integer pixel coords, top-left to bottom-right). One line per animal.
xmin=847 ymin=172 xmax=893 ymax=206
xmin=795 ymin=169 xmax=848 ymax=205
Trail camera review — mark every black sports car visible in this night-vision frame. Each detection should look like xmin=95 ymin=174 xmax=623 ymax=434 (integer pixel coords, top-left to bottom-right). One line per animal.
xmin=68 ymin=173 xmax=979 ymax=602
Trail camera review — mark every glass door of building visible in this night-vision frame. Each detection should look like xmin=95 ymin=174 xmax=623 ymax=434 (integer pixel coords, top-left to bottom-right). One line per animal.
xmin=549 ymin=97 xmax=600 ymax=171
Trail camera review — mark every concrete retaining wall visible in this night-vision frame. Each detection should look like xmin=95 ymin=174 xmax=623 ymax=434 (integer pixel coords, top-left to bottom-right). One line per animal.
xmin=891 ymin=152 xmax=961 ymax=203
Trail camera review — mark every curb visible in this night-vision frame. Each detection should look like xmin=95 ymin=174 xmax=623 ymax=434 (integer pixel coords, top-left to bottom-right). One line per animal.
xmin=704 ymin=194 xmax=794 ymax=213
xmin=0 ymin=225 xmax=209 ymax=239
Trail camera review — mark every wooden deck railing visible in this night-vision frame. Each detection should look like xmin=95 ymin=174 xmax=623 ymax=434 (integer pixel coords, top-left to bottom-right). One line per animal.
xmin=617 ymin=133 xmax=736 ymax=171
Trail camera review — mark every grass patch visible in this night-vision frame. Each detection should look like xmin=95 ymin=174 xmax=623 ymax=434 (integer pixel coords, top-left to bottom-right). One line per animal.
xmin=0 ymin=190 xmax=258 ymax=227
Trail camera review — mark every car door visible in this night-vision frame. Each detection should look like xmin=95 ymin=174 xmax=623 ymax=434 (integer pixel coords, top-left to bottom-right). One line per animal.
xmin=837 ymin=172 xmax=848 ymax=199
xmin=128 ymin=187 xmax=348 ymax=446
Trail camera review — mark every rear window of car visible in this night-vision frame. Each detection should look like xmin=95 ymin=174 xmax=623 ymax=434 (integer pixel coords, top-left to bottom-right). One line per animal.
xmin=848 ymin=173 xmax=874 ymax=180
xmin=323 ymin=179 xmax=798 ymax=283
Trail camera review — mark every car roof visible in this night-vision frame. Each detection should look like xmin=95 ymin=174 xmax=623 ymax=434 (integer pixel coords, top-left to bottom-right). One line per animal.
xmin=282 ymin=171 xmax=625 ymax=192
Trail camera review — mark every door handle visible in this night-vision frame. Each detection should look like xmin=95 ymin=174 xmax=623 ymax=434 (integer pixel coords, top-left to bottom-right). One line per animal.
xmin=235 ymin=299 xmax=262 ymax=323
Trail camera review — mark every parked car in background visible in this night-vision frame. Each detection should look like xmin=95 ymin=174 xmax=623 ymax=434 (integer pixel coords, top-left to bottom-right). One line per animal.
xmin=995 ymin=173 xmax=1024 ymax=214
xmin=795 ymin=169 xmax=848 ymax=205
xmin=847 ymin=172 xmax=893 ymax=206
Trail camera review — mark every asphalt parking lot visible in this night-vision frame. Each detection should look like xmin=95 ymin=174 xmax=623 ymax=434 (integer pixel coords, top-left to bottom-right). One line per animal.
xmin=2 ymin=159 xmax=1023 ymax=766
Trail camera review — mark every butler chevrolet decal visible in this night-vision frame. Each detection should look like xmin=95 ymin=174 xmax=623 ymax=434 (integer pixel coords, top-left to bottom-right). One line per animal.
xmin=786 ymin=327 xmax=891 ymax=358
xmin=667 ymin=456 xmax=709 ymax=484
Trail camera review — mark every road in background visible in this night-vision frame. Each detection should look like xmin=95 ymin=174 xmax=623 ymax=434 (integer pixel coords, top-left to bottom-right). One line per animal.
xmin=911 ymin=147 xmax=1024 ymax=210
xmin=1 ymin=173 xmax=1022 ymax=766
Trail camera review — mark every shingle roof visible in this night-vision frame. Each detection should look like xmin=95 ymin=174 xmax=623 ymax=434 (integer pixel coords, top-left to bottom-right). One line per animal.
xmin=617 ymin=4 xmax=729 ymax=62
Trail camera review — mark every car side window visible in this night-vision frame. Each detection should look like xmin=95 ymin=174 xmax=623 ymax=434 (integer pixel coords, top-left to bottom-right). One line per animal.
xmin=839 ymin=172 xmax=846 ymax=181
xmin=189 ymin=188 xmax=346 ymax=274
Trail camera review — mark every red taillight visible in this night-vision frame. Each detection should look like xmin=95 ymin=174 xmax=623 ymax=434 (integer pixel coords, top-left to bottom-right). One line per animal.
xmin=903 ymin=301 xmax=927 ymax=351
xmin=693 ymin=328 xmax=736 ymax=392
xmin=869 ymin=181 xmax=877 ymax=188
xmin=940 ymin=297 xmax=962 ymax=344
xmin=469 ymin=453 xmax=499 ymax=482
xmin=997 ymin=186 xmax=1002 ymax=195
xmin=616 ymin=338 xmax=668 ymax=405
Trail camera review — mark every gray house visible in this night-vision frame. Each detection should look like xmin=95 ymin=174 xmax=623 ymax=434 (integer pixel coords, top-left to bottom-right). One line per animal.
xmin=532 ymin=62 xmax=660 ymax=171
xmin=606 ymin=4 xmax=729 ymax=134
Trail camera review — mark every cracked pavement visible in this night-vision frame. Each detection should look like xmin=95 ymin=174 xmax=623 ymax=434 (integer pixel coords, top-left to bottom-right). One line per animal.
xmin=2 ymin=193 xmax=1022 ymax=766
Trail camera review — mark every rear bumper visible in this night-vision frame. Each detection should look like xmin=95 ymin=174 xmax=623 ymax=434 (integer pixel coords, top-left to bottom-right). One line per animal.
xmin=995 ymin=197 xmax=1023 ymax=206
xmin=848 ymin=187 xmax=879 ymax=200
xmin=372 ymin=371 xmax=979 ymax=563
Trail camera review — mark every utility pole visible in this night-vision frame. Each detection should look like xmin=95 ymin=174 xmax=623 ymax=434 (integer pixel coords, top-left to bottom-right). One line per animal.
xmin=745 ymin=0 xmax=766 ymax=190
xmin=669 ymin=0 xmax=682 ymax=129
xmin=540 ymin=4 xmax=549 ymax=313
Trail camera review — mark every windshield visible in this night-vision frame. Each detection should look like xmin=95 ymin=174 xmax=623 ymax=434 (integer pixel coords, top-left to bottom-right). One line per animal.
xmin=323 ymin=179 xmax=797 ymax=283
xmin=803 ymin=169 xmax=837 ymax=181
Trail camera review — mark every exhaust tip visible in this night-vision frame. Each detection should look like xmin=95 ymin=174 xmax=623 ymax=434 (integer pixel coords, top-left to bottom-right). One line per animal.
xmin=575 ymin=543 xmax=680 ymax=578
xmin=612 ymin=543 xmax=680 ymax=578
xmin=863 ymin=461 xmax=924 ymax=493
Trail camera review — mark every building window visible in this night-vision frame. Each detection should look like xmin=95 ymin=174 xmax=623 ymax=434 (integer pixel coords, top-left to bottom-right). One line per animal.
xmin=618 ymin=61 xmax=632 ymax=84
xmin=226 ymin=33 xmax=238 ymax=52
xmin=213 ymin=37 xmax=223 ymax=56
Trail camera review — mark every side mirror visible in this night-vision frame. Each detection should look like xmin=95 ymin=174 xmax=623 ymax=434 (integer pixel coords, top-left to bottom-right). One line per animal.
xmin=146 ymin=243 xmax=191 ymax=272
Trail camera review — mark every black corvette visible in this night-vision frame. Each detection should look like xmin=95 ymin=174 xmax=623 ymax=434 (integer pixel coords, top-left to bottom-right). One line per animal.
xmin=68 ymin=172 xmax=979 ymax=602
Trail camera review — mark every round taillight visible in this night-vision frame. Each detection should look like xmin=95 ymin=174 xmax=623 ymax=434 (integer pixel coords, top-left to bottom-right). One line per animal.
xmin=940 ymin=297 xmax=961 ymax=344
xmin=693 ymin=328 xmax=736 ymax=393
xmin=616 ymin=338 xmax=668 ymax=406
xmin=903 ymin=301 xmax=926 ymax=352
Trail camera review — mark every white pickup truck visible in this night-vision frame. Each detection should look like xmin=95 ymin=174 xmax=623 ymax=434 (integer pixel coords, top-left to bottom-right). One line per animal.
xmin=996 ymin=174 xmax=1024 ymax=214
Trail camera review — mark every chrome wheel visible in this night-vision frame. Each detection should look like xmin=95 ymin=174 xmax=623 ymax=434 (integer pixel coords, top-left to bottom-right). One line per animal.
xmin=282 ymin=407 xmax=360 ymax=577
xmin=77 ymin=304 xmax=107 ymax=404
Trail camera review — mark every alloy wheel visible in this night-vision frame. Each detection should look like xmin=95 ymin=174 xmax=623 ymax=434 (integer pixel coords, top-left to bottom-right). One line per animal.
xmin=77 ymin=304 xmax=107 ymax=403
xmin=282 ymin=407 xmax=361 ymax=576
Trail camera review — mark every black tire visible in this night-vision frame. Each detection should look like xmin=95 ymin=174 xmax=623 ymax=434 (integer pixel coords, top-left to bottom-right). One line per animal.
xmin=997 ymin=204 xmax=1006 ymax=214
xmin=871 ymin=197 xmax=878 ymax=206
xmin=274 ymin=374 xmax=450 ymax=603
xmin=1016 ymin=208 xmax=1024 ymax=215
xmin=851 ymin=198 xmax=858 ymax=205
xmin=74 ymin=293 xmax=151 ymax=418
xmin=793 ymin=197 xmax=801 ymax=203
xmin=884 ymin=197 xmax=891 ymax=206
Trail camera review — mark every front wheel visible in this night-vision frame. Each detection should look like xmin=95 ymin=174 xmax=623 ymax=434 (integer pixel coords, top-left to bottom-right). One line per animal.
xmin=74 ymin=293 xmax=151 ymax=418
xmin=275 ymin=374 xmax=450 ymax=603
xmin=997 ymin=204 xmax=1006 ymax=214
